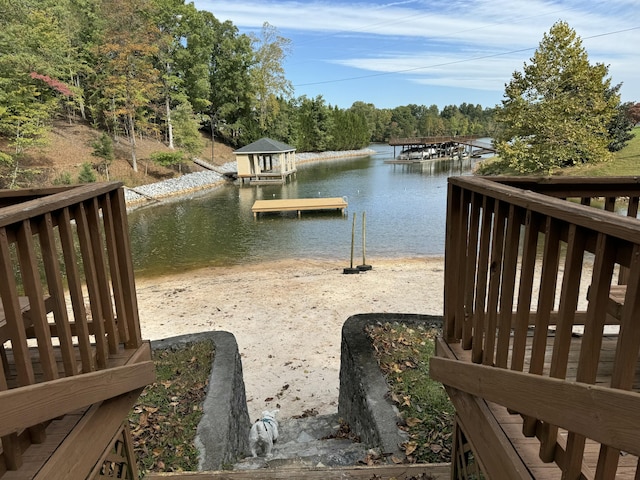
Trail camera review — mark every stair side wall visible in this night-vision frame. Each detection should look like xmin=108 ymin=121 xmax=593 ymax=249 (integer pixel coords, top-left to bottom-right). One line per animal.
xmin=338 ymin=313 xmax=442 ymax=458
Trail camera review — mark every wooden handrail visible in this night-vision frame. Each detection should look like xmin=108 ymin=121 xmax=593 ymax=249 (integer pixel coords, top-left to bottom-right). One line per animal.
xmin=430 ymin=357 xmax=640 ymax=457
xmin=0 ymin=361 xmax=154 ymax=438
xmin=0 ymin=181 xmax=122 ymax=228
xmin=448 ymin=176 xmax=640 ymax=244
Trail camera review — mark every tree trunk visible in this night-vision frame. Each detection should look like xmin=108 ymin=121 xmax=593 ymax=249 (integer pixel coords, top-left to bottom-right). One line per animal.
xmin=166 ymin=94 xmax=174 ymax=149
xmin=127 ymin=113 xmax=138 ymax=172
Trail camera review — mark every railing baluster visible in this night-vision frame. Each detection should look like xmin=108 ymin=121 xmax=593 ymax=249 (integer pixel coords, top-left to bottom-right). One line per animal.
xmin=462 ymin=192 xmax=481 ymax=350
xmin=604 ymin=197 xmax=616 ymax=212
xmin=38 ymin=212 xmax=76 ymax=376
xmin=101 ymin=192 xmax=129 ymax=344
xmin=511 ymin=210 xmax=541 ymax=374
xmin=523 ymin=216 xmax=562 ymax=437
xmin=483 ymin=199 xmax=507 ymax=366
xmin=495 ymin=205 xmax=523 ymax=368
xmin=539 ymin=224 xmax=587 ymax=462
xmin=15 ymin=220 xmax=58 ymax=381
xmin=472 ymin=196 xmax=493 ymax=363
xmin=58 ymin=207 xmax=94 ymax=373
xmin=86 ymin=196 xmax=119 ymax=354
xmin=447 ymin=185 xmax=470 ymax=344
xmin=0 ymin=227 xmax=35 ymax=386
xmin=529 ymin=217 xmax=562 ymax=376
xmin=74 ymin=202 xmax=108 ymax=368
xmin=564 ymin=233 xmax=616 ymax=478
xmin=110 ymin=187 xmax=142 ymax=349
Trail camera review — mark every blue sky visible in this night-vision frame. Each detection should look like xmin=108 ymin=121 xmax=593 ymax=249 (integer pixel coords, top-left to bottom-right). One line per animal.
xmin=193 ymin=0 xmax=639 ymax=110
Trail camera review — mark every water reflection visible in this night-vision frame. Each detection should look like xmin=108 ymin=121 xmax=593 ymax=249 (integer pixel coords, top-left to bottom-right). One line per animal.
xmin=127 ymin=145 xmax=479 ymax=277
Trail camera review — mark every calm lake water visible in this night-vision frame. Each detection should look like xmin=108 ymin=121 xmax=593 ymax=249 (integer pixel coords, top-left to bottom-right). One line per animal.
xmin=127 ymin=144 xmax=479 ymax=277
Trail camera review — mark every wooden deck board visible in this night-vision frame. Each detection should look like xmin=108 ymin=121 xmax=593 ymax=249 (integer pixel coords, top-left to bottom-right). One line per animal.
xmin=252 ymin=197 xmax=347 ymax=218
xmin=0 ymin=344 xmax=146 ymax=479
xmin=447 ymin=331 xmax=640 ymax=478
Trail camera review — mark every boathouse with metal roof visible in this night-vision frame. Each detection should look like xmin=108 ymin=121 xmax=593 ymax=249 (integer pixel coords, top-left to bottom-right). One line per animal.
xmin=234 ymin=137 xmax=297 ymax=185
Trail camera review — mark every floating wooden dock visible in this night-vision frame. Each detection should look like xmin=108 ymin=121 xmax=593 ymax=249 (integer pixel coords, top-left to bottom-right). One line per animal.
xmin=252 ymin=197 xmax=347 ymax=219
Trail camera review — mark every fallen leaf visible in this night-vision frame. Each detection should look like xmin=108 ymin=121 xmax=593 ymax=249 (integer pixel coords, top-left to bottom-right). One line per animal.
xmin=403 ymin=441 xmax=418 ymax=455
xmin=405 ymin=417 xmax=423 ymax=427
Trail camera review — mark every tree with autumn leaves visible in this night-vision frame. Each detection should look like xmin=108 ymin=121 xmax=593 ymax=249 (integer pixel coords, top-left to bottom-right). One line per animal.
xmin=0 ymin=0 xmax=288 ymax=181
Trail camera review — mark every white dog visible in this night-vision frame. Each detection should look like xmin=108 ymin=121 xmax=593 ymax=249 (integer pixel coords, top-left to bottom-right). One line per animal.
xmin=249 ymin=409 xmax=279 ymax=457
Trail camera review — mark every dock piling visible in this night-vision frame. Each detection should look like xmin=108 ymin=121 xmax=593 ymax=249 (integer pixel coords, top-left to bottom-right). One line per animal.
xmin=358 ymin=211 xmax=372 ymax=271
xmin=343 ymin=213 xmax=360 ymax=274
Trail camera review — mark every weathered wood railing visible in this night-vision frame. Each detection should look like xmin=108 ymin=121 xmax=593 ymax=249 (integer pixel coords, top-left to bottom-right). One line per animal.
xmin=431 ymin=176 xmax=640 ymax=479
xmin=0 ymin=182 xmax=153 ymax=478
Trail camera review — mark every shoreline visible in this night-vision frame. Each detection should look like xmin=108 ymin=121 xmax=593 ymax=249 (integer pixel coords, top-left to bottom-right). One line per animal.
xmin=125 ymin=148 xmax=376 ymax=208
xmin=135 ymin=256 xmax=444 ymax=421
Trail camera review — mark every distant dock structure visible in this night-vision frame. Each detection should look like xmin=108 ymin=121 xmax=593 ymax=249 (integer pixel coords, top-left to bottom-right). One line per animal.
xmin=387 ymin=135 xmax=495 ymax=163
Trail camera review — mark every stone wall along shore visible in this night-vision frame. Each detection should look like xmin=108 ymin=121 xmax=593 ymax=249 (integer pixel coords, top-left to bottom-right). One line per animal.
xmin=124 ymin=149 xmax=376 ymax=207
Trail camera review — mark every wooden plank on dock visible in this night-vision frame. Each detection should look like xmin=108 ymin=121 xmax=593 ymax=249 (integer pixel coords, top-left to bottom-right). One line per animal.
xmin=252 ymin=197 xmax=347 ymax=219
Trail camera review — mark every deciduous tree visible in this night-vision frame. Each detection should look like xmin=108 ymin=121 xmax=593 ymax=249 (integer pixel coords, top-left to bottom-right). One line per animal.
xmin=493 ymin=21 xmax=619 ymax=174
xmin=92 ymin=0 xmax=161 ymax=172
xmin=251 ymin=22 xmax=293 ymax=134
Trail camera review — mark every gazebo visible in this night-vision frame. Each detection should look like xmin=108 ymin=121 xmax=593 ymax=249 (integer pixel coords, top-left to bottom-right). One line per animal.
xmin=234 ymin=137 xmax=297 ymax=184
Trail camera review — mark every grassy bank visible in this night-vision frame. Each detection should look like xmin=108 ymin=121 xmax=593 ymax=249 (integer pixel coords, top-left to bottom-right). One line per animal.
xmin=129 ymin=341 xmax=214 ymax=474
xmin=478 ymin=126 xmax=640 ymax=176
xmin=563 ymin=126 xmax=640 ymax=176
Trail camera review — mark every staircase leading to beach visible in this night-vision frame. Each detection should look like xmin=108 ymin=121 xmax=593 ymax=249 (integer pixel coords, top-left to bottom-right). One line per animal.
xmin=234 ymin=413 xmax=369 ymax=471
xmin=146 ymin=413 xmax=450 ymax=479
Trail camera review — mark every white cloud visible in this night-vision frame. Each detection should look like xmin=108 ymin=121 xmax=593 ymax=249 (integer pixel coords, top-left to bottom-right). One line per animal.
xmin=195 ymin=0 xmax=640 ymax=104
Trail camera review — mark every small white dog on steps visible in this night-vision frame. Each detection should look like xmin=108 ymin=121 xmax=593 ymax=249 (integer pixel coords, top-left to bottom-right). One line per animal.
xmin=249 ymin=409 xmax=279 ymax=457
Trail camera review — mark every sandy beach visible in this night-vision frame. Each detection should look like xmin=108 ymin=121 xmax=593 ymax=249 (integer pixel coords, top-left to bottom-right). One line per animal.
xmin=135 ymin=257 xmax=445 ymax=421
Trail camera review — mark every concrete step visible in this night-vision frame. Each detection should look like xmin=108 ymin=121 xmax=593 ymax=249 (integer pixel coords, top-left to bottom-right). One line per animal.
xmin=234 ymin=413 xmax=369 ymax=471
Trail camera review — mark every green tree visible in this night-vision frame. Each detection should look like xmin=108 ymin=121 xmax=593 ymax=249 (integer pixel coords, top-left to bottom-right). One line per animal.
xmin=150 ymin=151 xmax=183 ymax=170
xmin=606 ymin=83 xmax=635 ymax=152
xmin=151 ymin=0 xmax=189 ymax=150
xmin=492 ymin=21 xmax=618 ymax=174
xmin=294 ymin=96 xmax=332 ymax=152
xmin=91 ymin=132 xmax=115 ymax=180
xmin=0 ymin=1 xmax=73 ymax=187
xmin=91 ymin=0 xmax=161 ymax=172
xmin=177 ymin=9 xmax=253 ymax=149
xmin=172 ymin=102 xmax=204 ymax=159
xmin=389 ymin=106 xmax=417 ymax=138
xmin=78 ymin=162 xmax=96 ymax=183
xmin=251 ymin=22 xmax=293 ymax=134
xmin=329 ymin=107 xmax=369 ymax=150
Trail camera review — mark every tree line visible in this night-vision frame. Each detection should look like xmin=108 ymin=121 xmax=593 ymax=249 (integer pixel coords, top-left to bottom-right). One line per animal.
xmin=0 ymin=0 xmax=496 ymax=186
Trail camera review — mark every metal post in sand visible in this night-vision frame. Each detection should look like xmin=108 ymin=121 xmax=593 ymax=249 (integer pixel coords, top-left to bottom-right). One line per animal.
xmin=343 ymin=212 xmax=360 ymax=274
xmin=358 ymin=211 xmax=372 ymax=271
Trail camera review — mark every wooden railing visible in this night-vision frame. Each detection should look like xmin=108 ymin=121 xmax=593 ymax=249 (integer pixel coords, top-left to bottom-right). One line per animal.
xmin=0 ymin=182 xmax=154 ymax=478
xmin=431 ymin=176 xmax=640 ymax=478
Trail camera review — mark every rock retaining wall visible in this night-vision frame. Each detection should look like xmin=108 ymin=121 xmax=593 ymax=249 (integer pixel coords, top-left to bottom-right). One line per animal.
xmin=152 ymin=332 xmax=251 ymax=471
xmin=338 ymin=313 xmax=443 ymax=461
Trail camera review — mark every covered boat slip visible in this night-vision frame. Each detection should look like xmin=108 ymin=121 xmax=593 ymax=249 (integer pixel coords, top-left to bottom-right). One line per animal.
xmin=252 ymin=197 xmax=348 ymax=219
